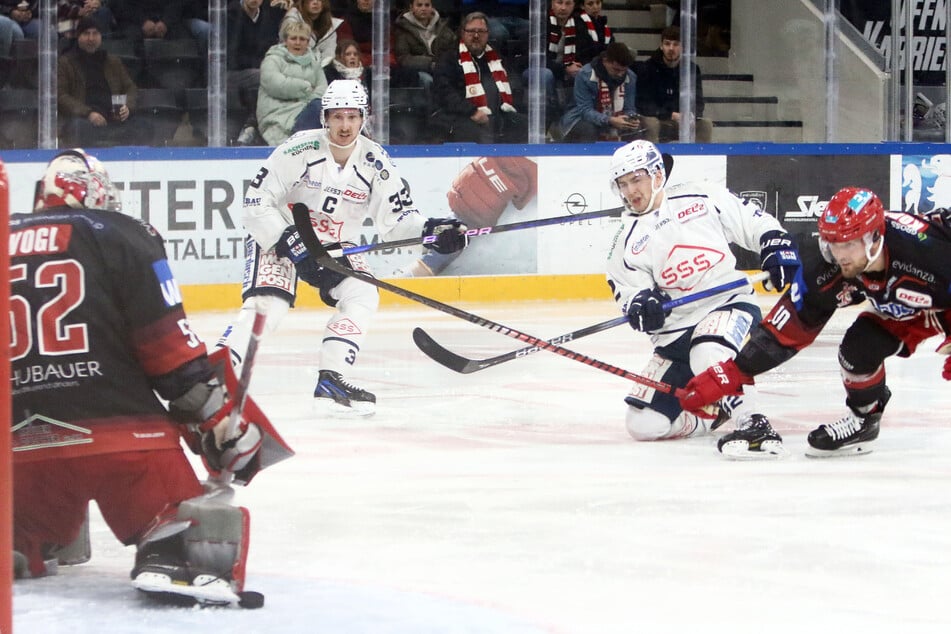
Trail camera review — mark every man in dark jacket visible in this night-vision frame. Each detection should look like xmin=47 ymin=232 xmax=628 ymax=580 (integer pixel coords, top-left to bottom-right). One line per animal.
xmin=57 ymin=17 xmax=150 ymax=147
xmin=635 ymin=26 xmax=713 ymax=143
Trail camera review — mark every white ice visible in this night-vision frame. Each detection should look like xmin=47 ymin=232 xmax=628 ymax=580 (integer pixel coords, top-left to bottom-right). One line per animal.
xmin=13 ymin=297 xmax=951 ymax=633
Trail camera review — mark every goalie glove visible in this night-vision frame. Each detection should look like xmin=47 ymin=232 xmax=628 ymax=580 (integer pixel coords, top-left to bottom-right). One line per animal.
xmin=422 ymin=217 xmax=469 ymax=254
xmin=759 ymin=230 xmax=801 ymax=291
xmin=447 ymin=156 xmax=537 ymax=228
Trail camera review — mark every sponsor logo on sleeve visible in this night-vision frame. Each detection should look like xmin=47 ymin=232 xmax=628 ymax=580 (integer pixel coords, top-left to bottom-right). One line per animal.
xmin=152 ymin=259 xmax=183 ymax=307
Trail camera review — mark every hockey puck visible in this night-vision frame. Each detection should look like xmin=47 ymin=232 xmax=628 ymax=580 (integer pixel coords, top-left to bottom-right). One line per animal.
xmin=238 ymin=590 xmax=265 ymax=609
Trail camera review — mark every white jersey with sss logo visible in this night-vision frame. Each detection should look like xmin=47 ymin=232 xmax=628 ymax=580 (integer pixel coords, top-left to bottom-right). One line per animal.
xmin=606 ymin=180 xmax=785 ymax=348
xmin=243 ymin=128 xmax=426 ymax=263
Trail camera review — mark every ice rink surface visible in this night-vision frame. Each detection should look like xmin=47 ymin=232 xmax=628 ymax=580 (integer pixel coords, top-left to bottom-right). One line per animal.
xmin=13 ymin=297 xmax=951 ymax=633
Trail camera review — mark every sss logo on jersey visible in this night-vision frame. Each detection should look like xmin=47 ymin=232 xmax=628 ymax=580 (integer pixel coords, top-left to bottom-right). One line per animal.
xmin=659 ymin=246 xmax=725 ymax=291
xmin=153 ymin=259 xmax=183 ymax=307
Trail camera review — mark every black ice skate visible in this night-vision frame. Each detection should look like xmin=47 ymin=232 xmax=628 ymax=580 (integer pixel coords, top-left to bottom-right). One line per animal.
xmin=806 ymin=410 xmax=881 ymax=457
xmin=314 ymin=370 xmax=376 ymax=416
xmin=717 ymin=414 xmax=786 ymax=460
xmin=131 ymin=551 xmax=246 ymax=607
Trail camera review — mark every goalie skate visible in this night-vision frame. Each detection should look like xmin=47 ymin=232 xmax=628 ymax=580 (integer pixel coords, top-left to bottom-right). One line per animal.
xmin=313 ymin=370 xmax=376 ymax=417
xmin=132 ymin=558 xmax=262 ymax=608
xmin=805 ymin=411 xmax=880 ymax=458
xmin=717 ymin=414 xmax=786 ymax=460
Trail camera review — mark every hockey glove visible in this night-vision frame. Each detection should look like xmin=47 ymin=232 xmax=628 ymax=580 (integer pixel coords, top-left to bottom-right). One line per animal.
xmin=626 ymin=288 xmax=672 ymax=332
xmin=759 ymin=230 xmax=801 ymax=291
xmin=422 ymin=218 xmax=469 ymax=254
xmin=447 ymin=156 xmax=538 ymax=228
xmin=679 ymin=360 xmax=754 ymax=415
xmin=274 ymin=225 xmax=350 ymax=290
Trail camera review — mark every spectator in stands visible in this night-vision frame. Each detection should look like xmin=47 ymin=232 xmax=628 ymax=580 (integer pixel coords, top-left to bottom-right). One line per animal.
xmin=635 ymin=25 xmax=714 ymax=143
xmin=229 ymin=0 xmax=284 ymax=145
xmin=459 ymin=0 xmax=528 ymax=47
xmin=257 ymin=19 xmax=328 ymax=145
xmin=340 ymin=0 xmax=374 ymax=67
xmin=113 ymin=0 xmax=188 ymax=42
xmin=323 ymin=38 xmax=371 ymax=100
xmin=538 ymin=0 xmax=595 ymax=122
xmin=0 ymin=13 xmax=24 ymax=60
xmin=183 ymin=0 xmax=209 ymax=51
xmin=57 ymin=1 xmax=115 ymax=41
xmin=282 ymin=0 xmax=352 ymax=68
xmin=575 ymin=0 xmax=612 ymax=64
xmin=431 ymin=11 xmax=526 ymax=144
xmin=0 ymin=0 xmax=38 ymax=39
xmin=558 ymin=41 xmax=641 ymax=143
xmin=393 ymin=0 xmax=455 ymax=91
xmin=57 ymin=17 xmax=150 ymax=147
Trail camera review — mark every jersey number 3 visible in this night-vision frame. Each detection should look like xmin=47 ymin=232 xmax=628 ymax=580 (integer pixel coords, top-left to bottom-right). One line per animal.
xmin=9 ymin=260 xmax=88 ymax=361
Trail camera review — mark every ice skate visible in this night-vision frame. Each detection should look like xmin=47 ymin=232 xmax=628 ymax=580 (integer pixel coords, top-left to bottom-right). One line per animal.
xmin=806 ymin=410 xmax=880 ymax=457
xmin=131 ymin=551 xmax=243 ymax=607
xmin=314 ymin=370 xmax=376 ymax=417
xmin=717 ymin=414 xmax=786 ymax=460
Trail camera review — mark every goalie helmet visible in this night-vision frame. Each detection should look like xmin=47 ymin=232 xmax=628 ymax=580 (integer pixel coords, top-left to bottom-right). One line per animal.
xmin=818 ymin=187 xmax=886 ymax=265
xmin=320 ymin=79 xmax=369 ymax=128
xmin=609 ymin=140 xmax=666 ymax=215
xmin=34 ymin=149 xmax=121 ymax=212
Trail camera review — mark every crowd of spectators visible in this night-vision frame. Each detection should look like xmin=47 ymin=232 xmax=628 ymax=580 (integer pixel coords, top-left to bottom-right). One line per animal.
xmin=1 ymin=0 xmax=718 ymax=148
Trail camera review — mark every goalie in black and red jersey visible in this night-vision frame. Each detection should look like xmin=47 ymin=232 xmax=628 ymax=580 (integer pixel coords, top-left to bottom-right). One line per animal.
xmin=9 ymin=149 xmax=291 ymax=606
xmin=680 ymin=187 xmax=951 ymax=457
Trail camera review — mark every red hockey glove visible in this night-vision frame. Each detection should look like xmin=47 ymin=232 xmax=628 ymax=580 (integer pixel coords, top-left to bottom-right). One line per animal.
xmin=447 ymin=156 xmax=537 ymax=228
xmin=678 ymin=359 xmax=754 ymax=414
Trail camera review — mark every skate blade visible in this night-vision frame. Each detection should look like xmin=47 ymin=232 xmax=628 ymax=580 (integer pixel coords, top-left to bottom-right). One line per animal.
xmin=719 ymin=439 xmax=788 ymax=461
xmin=312 ymin=397 xmax=376 ymax=418
xmin=133 ymin=571 xmax=240 ymax=606
xmin=805 ymin=442 xmax=875 ymax=458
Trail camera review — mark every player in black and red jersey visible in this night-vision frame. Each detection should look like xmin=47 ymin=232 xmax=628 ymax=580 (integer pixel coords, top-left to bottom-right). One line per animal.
xmin=679 ymin=187 xmax=951 ymax=457
xmin=10 ymin=149 xmax=288 ymax=606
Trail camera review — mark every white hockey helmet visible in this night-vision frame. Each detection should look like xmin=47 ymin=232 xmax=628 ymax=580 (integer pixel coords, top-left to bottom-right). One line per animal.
xmin=609 ymin=140 xmax=666 ymax=214
xmin=33 ymin=148 xmax=121 ymax=212
xmin=320 ymin=79 xmax=369 ymax=128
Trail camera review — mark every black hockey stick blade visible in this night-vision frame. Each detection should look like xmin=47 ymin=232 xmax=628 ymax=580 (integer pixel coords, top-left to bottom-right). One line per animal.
xmin=334 ymin=204 xmax=624 ymax=257
xmin=290 ymin=203 xmax=681 ymax=396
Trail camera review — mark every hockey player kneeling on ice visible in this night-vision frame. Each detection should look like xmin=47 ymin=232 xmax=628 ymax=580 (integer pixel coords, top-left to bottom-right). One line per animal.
xmin=605 ymin=140 xmax=800 ymax=459
xmin=10 ymin=150 xmax=290 ymax=607
xmin=680 ymin=188 xmax=951 ymax=457
xmin=217 ymin=79 xmax=469 ymax=417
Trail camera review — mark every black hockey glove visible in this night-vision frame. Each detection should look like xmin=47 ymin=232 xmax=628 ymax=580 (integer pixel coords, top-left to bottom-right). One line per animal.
xmin=422 ymin=218 xmax=469 ymax=254
xmin=626 ymin=288 xmax=672 ymax=332
xmin=759 ymin=230 xmax=801 ymax=291
xmin=273 ymin=226 xmax=349 ymax=290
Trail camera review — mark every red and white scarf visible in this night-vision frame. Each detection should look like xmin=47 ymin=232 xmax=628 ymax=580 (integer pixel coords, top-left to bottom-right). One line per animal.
xmin=579 ymin=12 xmax=612 ymax=45
xmin=597 ymin=78 xmax=626 ymax=140
xmin=459 ymin=42 xmax=515 ymax=114
xmin=549 ymin=13 xmax=575 ymax=66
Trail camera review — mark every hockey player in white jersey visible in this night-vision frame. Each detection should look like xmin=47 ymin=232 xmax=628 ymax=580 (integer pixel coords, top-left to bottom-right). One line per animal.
xmin=219 ymin=80 xmax=469 ymax=416
xmin=606 ymin=140 xmax=801 ymax=458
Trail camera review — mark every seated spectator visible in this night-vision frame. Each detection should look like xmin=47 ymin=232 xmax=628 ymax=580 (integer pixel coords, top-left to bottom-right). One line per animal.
xmin=282 ymin=0 xmax=352 ymax=68
xmin=536 ymin=0 xmax=595 ymax=122
xmin=0 ymin=14 xmax=24 ymax=59
xmin=57 ymin=1 xmax=115 ymax=41
xmin=575 ymin=0 xmax=612 ymax=64
xmin=1 ymin=0 xmax=38 ymax=39
xmin=183 ymin=0 xmax=209 ymax=52
xmin=57 ymin=17 xmax=150 ymax=147
xmin=257 ymin=19 xmax=328 ymax=145
xmin=340 ymin=0 xmax=374 ymax=67
xmin=558 ymin=41 xmax=641 ymax=143
xmin=229 ymin=0 xmax=284 ymax=145
xmin=635 ymin=25 xmax=714 ymax=143
xmin=431 ymin=12 xmax=526 ymax=144
xmin=323 ymin=38 xmax=371 ymax=101
xmin=393 ymin=0 xmax=456 ymax=91
xmin=460 ymin=0 xmax=529 ymax=47
xmin=113 ymin=0 xmax=188 ymax=42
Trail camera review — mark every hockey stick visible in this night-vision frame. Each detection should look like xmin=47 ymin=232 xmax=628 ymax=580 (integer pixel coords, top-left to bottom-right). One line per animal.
xmin=291 ymin=203 xmax=683 ymax=396
xmin=327 ymin=205 xmax=625 ymax=257
xmin=413 ymin=272 xmax=770 ymax=374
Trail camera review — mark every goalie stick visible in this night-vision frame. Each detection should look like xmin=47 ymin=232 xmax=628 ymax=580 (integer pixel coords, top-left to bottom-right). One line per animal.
xmin=413 ymin=272 xmax=771 ymax=374
xmin=328 ymin=205 xmax=625 ymax=257
xmin=291 ymin=203 xmax=685 ymax=397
